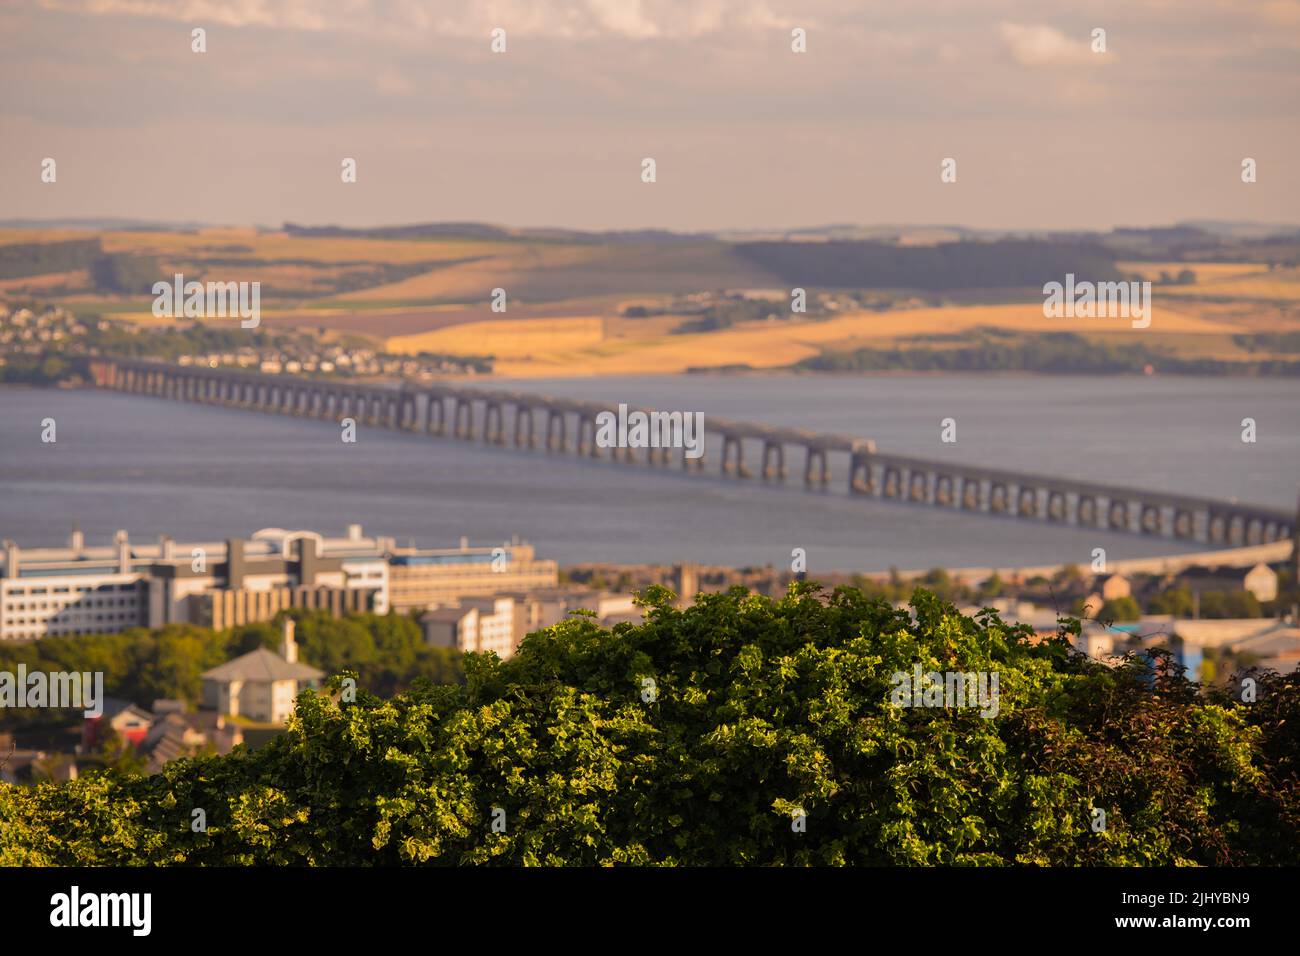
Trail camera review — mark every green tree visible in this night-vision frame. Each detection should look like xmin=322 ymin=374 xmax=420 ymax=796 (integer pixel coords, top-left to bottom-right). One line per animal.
xmin=1099 ymin=596 xmax=1141 ymax=622
xmin=1 ymin=586 xmax=1297 ymax=866
xmin=1200 ymin=591 xmax=1263 ymax=619
xmin=1052 ymin=564 xmax=1083 ymax=586
xmin=87 ymin=726 xmax=147 ymax=778
xmin=1147 ymin=587 xmax=1194 ymax=617
xmin=978 ymin=571 xmax=1006 ymax=601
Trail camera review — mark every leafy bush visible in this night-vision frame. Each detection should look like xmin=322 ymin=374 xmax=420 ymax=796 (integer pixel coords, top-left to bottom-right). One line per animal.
xmin=1 ymin=585 xmax=1296 ymax=866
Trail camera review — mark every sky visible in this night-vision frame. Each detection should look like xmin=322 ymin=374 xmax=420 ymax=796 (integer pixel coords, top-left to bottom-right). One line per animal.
xmin=1 ymin=0 xmax=1298 ymax=232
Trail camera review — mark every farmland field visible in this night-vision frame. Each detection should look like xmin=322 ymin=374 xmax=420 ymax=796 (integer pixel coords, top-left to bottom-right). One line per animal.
xmin=5 ymin=225 xmax=1300 ymax=377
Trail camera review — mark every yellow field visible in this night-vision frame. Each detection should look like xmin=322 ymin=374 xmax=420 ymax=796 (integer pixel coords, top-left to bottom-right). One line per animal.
xmin=1159 ymin=271 xmax=1300 ymax=302
xmin=1118 ymin=261 xmax=1300 ymax=302
xmin=0 ymin=269 xmax=87 ymax=293
xmin=1118 ymin=261 xmax=1268 ymax=283
xmin=387 ymin=316 xmax=605 ymax=357
xmin=445 ymin=302 xmax=1244 ymax=378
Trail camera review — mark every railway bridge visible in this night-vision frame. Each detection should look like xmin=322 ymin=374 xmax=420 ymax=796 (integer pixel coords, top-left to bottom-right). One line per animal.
xmin=86 ymin=357 xmax=1298 ymax=550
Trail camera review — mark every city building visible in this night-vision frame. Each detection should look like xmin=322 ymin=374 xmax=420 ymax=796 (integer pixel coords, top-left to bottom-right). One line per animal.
xmin=1171 ymin=618 xmax=1300 ymax=674
xmin=387 ymin=536 xmax=557 ymax=612
xmin=139 ymin=705 xmax=244 ymax=773
xmin=82 ymin=698 xmax=154 ymax=752
xmin=0 ymin=525 xmax=554 ymax=640
xmin=502 ymin=588 xmax=640 ymax=647
xmin=422 ymin=596 xmax=516 ymax=657
xmin=1174 ymin=562 xmax=1279 ymax=604
xmin=420 ymin=588 xmax=641 ymax=658
xmin=1081 ymin=573 xmax=1131 ymax=614
xmin=2 ymin=532 xmax=148 ymax=640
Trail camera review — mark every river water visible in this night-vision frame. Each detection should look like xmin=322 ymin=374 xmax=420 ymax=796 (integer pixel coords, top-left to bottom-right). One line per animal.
xmin=1 ymin=374 xmax=1296 ymax=571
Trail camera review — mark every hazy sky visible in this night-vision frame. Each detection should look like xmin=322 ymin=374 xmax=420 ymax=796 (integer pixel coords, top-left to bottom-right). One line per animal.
xmin=2 ymin=0 xmax=1298 ymax=232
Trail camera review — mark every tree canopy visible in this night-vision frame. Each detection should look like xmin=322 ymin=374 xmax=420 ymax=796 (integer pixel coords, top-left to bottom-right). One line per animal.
xmin=1 ymin=584 xmax=1296 ymax=866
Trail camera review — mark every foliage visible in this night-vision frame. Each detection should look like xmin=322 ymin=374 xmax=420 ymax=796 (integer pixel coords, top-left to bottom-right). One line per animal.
xmin=797 ymin=332 xmax=1300 ymax=377
xmin=1 ymin=585 xmax=1297 ymax=866
xmin=89 ymin=253 xmax=161 ymax=294
xmin=1099 ymin=596 xmax=1141 ymax=623
xmin=734 ymin=238 xmax=1125 ymax=290
xmin=1198 ymin=591 xmax=1263 ymax=619
xmin=0 ymin=612 xmax=461 ymax=729
xmin=1146 ymin=587 xmax=1195 ymax=617
xmin=0 ymin=239 xmax=101 ymax=280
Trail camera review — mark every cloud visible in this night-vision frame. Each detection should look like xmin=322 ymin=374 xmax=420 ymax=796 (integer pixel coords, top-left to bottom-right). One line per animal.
xmin=372 ymin=68 xmax=412 ymax=96
xmin=38 ymin=0 xmax=792 ymax=39
xmin=998 ymin=22 xmax=1100 ymax=67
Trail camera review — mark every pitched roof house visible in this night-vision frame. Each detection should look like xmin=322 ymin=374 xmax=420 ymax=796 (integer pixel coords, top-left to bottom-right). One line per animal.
xmin=200 ymin=618 xmax=322 ymax=724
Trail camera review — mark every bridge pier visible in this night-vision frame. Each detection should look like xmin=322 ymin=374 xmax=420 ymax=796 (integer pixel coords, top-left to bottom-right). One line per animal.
xmin=848 ymin=446 xmax=874 ymax=494
xmin=426 ymin=395 xmax=446 ymax=436
xmin=804 ymin=446 xmax=829 ymax=488
xmin=764 ymin=441 xmax=788 ymax=482
xmin=453 ymin=398 xmax=474 ymax=439
xmin=908 ymin=470 xmax=928 ymax=503
xmin=1144 ymin=504 xmax=1164 ymax=535
xmin=990 ymin=483 xmax=1009 ymax=514
xmin=1017 ymin=486 xmax=1038 ymax=518
xmin=1077 ymin=495 xmax=1097 ymax=527
xmin=721 ymin=433 xmax=750 ymax=477
xmin=883 ymin=466 xmax=902 ymax=499
xmin=545 ymin=409 xmax=567 ymax=451
xmin=515 ymin=406 xmax=537 ymax=448
xmin=484 ymin=401 xmax=505 ymax=444
xmin=575 ymin=414 xmax=601 ymax=457
xmin=935 ymin=474 xmax=954 ymax=507
xmin=1246 ymin=517 xmax=1263 ymax=545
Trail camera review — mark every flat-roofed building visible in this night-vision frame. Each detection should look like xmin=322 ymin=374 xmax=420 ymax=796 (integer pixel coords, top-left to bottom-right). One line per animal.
xmin=388 ymin=538 xmax=557 ymax=612
xmin=499 ymin=587 xmax=639 ymax=647
xmin=0 ymin=525 xmax=390 ymax=640
xmin=2 ymin=531 xmax=149 ymax=640
xmin=421 ymin=595 xmax=516 ymax=658
xmin=1 ymin=525 xmax=556 ymax=641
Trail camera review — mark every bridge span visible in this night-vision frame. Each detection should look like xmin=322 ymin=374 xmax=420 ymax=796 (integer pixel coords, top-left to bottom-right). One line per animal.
xmin=86 ymin=357 xmax=1298 ymax=550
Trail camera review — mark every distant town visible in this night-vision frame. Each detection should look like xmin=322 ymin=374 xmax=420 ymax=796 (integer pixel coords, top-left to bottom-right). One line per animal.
xmin=0 ymin=302 xmax=492 ymax=387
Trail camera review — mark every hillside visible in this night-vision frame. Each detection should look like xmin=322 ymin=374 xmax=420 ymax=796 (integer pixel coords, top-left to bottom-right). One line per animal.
xmin=4 ymin=222 xmax=1300 ymax=378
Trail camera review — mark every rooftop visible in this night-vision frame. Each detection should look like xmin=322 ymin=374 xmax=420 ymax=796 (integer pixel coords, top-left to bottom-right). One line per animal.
xmin=201 ymin=648 xmax=323 ymax=683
